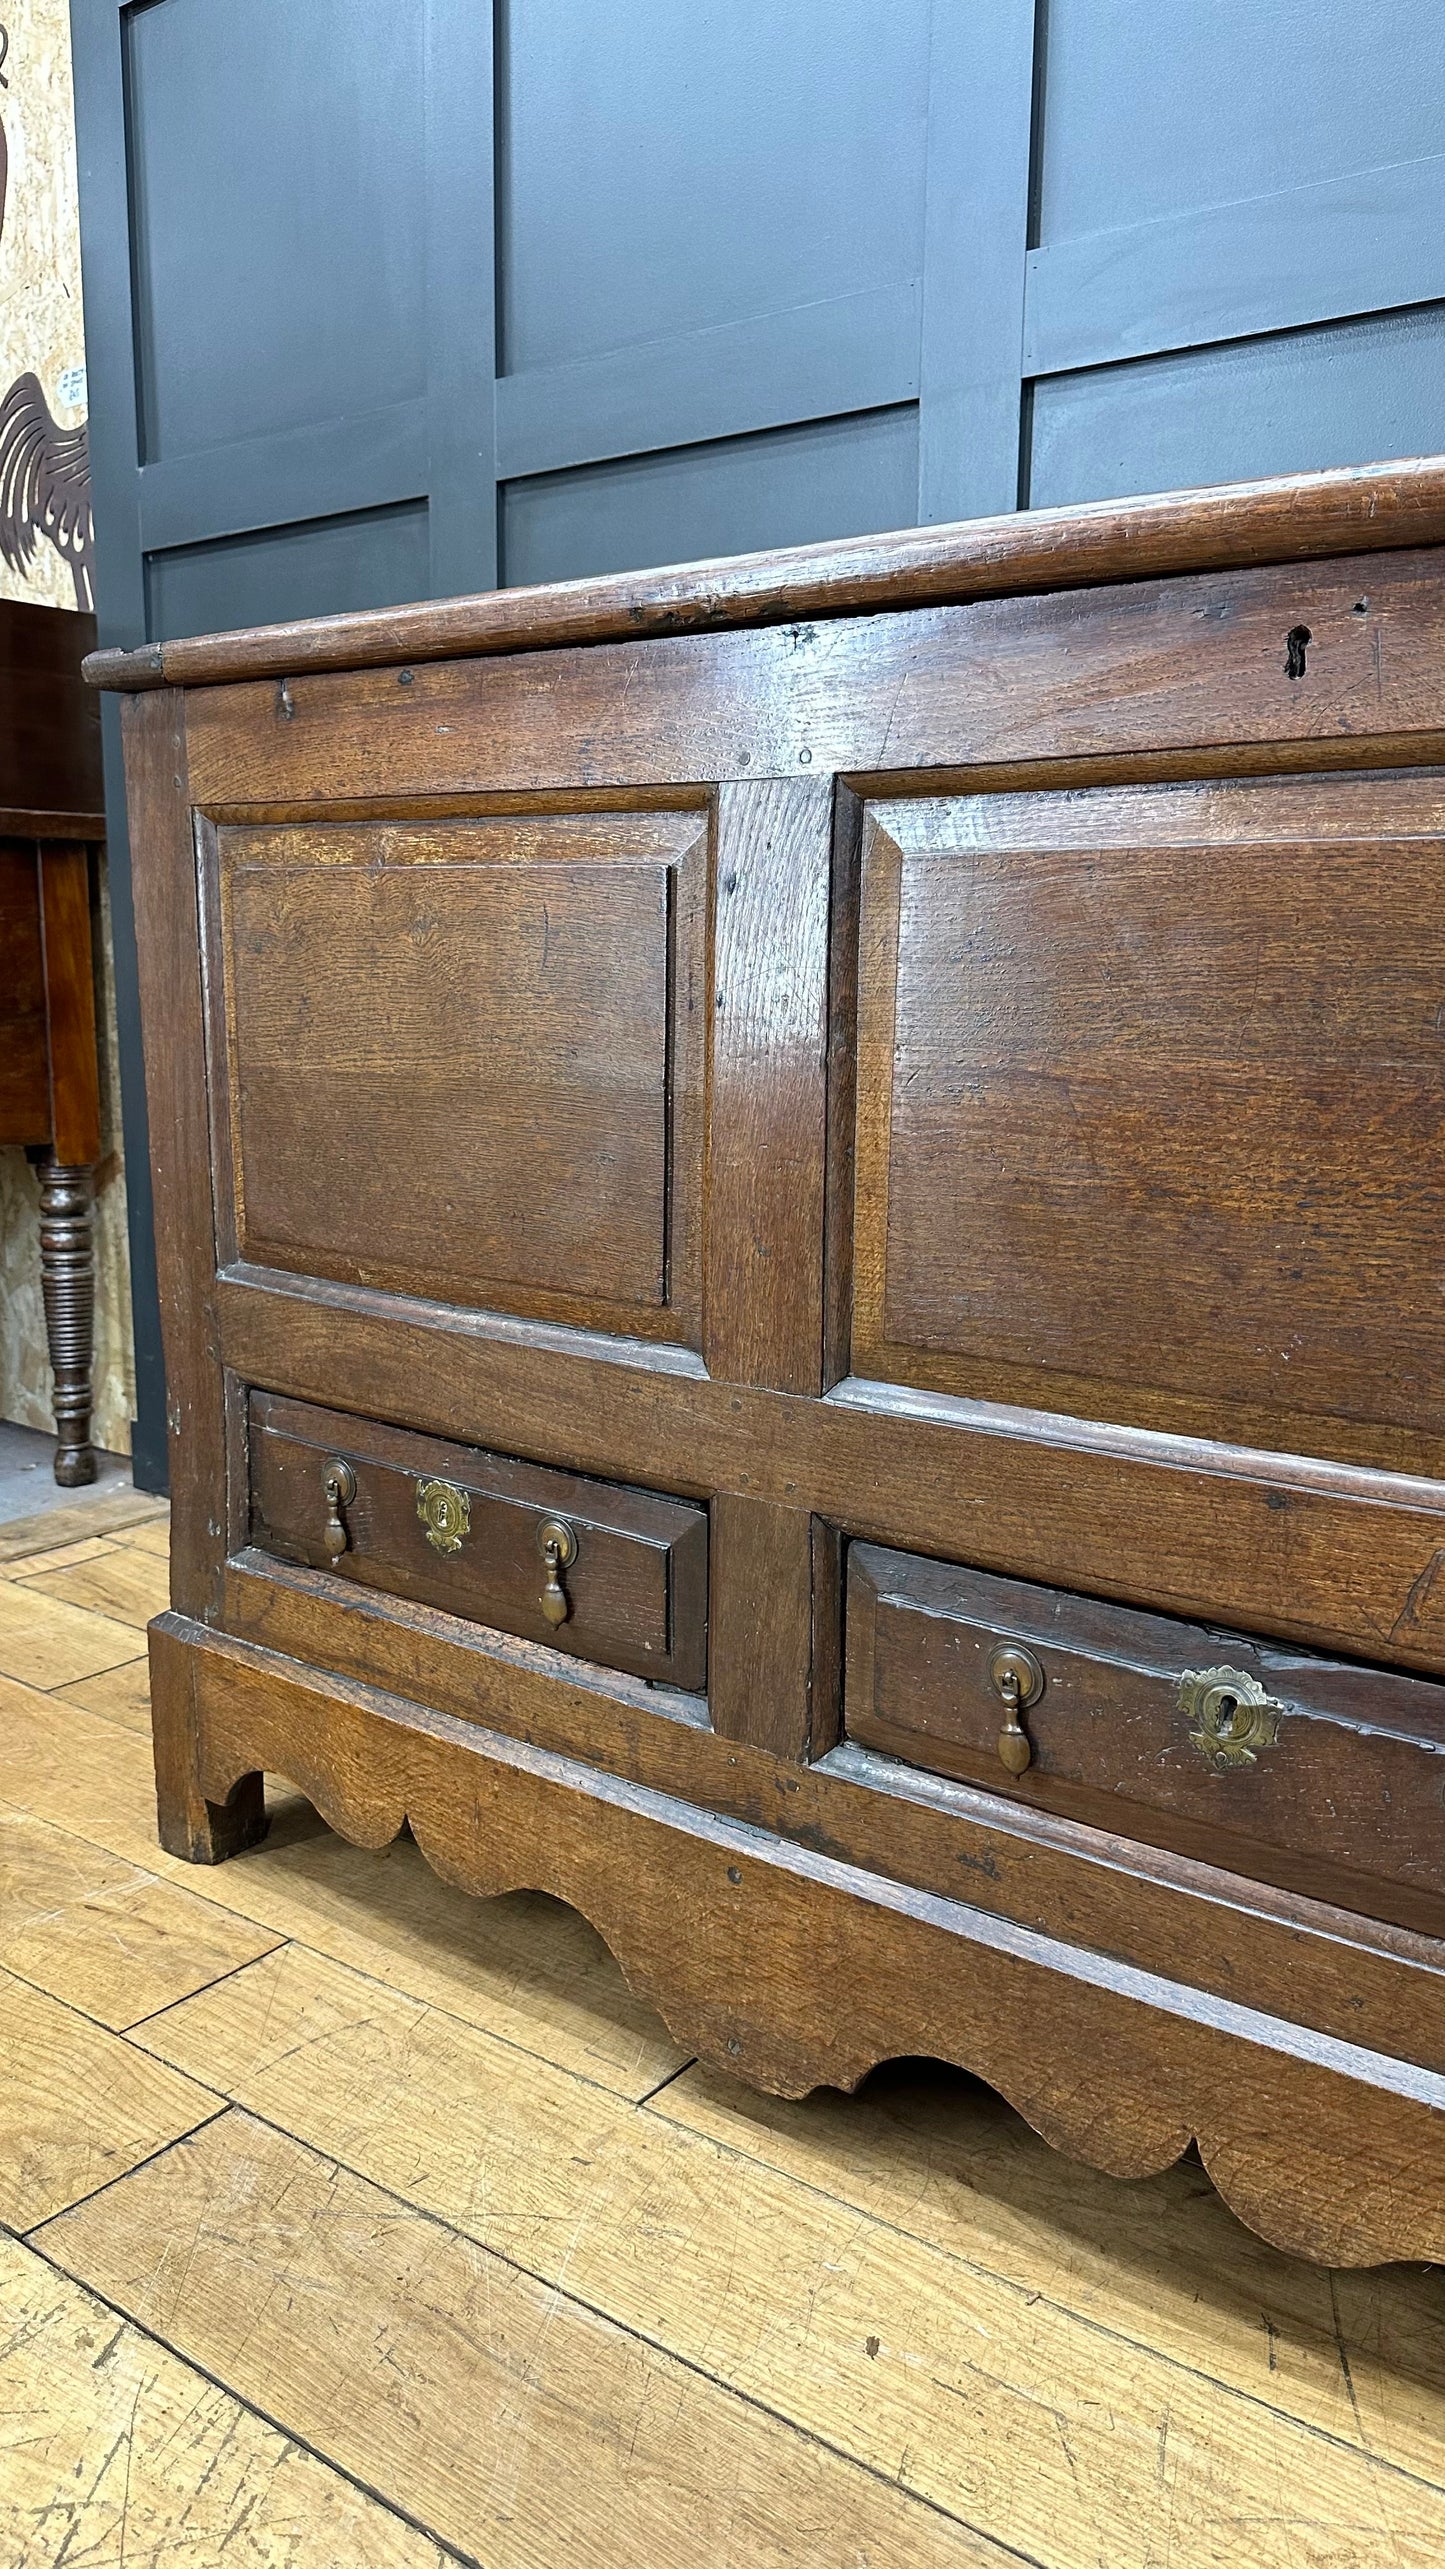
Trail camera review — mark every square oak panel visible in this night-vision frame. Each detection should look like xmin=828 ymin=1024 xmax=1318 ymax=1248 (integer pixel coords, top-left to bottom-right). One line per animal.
xmin=851 ymin=773 xmax=1445 ymax=1471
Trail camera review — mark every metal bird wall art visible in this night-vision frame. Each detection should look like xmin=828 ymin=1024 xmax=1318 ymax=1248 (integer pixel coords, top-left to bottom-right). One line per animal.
xmin=0 ymin=23 xmax=96 ymax=611
xmin=0 ymin=372 xmax=94 ymax=610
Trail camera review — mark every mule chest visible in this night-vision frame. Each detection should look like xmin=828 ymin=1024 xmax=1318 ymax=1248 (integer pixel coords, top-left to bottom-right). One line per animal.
xmin=92 ymin=457 xmax=1445 ymax=2266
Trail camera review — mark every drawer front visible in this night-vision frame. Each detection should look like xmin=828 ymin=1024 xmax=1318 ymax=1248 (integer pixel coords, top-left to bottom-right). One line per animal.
xmin=845 ymin=1543 xmax=1445 ymax=1933
xmin=248 ymin=1392 xmax=707 ymax=1690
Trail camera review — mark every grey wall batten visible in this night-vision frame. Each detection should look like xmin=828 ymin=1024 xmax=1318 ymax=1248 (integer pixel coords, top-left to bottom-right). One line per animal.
xmin=69 ymin=0 xmax=1445 ymax=1488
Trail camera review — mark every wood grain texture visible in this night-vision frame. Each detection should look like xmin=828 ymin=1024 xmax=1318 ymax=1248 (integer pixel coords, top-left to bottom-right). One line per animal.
xmin=0 ymin=1665 xmax=691 ymax=2097
xmin=13 ymin=1553 xmax=1445 ymax=2562
xmin=113 ymin=1514 xmax=174 ymax=1561
xmin=216 ymin=1270 xmax=1445 ymax=1677
xmin=176 ymin=548 xmax=1445 ymax=812
xmin=121 ymin=688 xmax=225 ymax=1621
xmin=0 ymin=1579 xmax=143 ymax=1690
xmin=655 ymin=2059 xmax=1445 ymax=2491
xmin=0 ymin=1490 xmax=166 ymax=1565
xmin=709 ymin=1496 xmax=835 ymax=1759
xmin=0 ymin=1534 xmax=113 ymax=1579
xmin=0 ymin=841 xmax=50 ymax=1143
xmin=705 ymin=776 xmax=833 ymax=1389
xmin=213 ymin=810 xmax=707 ymax=1342
xmin=845 ymin=1544 xmax=1445 ymax=1935
xmin=150 ymin=1616 xmax=268 ymax=1867
xmin=84 ymin=452 xmax=1445 ymax=690
xmin=0 ymin=2236 xmax=448 ymax=2568
xmin=52 ymin=1656 xmax=153 ymax=1736
xmin=124 ymin=1940 xmax=1445 ymax=2565
xmin=0 ymin=1672 xmax=181 ymax=1867
xmin=0 ymin=1964 xmax=217 ymax=2226
xmin=853 ymin=775 xmax=1445 ymax=1467
xmin=108 ymin=482 xmax=1445 ymax=2297
xmin=39 ymin=2110 xmax=997 ymax=2569
xmin=0 ymin=600 xmax=103 ymax=806
xmin=219 ymin=1553 xmax=1445 ymax=2081
xmin=0 ymin=1807 xmax=278 ymax=2028
xmin=249 ymin=1388 xmax=709 ymax=1689
xmin=154 ymin=1615 xmax=1445 ymax=2267
xmin=18 ymin=1541 xmax=170 ymax=1632
xmin=37 ymin=843 xmax=101 ymax=1167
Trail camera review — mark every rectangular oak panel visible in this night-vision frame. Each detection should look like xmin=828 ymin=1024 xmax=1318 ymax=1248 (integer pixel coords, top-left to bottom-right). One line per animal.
xmin=213 ymin=809 xmax=707 ymax=1342
xmin=852 ymin=771 xmax=1445 ymax=1466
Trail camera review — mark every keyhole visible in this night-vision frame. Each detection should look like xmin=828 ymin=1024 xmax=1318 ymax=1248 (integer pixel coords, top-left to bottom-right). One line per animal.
xmin=1284 ymin=625 xmax=1311 ymax=680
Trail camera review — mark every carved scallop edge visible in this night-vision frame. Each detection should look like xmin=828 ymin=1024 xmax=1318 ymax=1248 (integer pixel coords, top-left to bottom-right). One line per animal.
xmin=154 ymin=1612 xmax=1445 ymax=2272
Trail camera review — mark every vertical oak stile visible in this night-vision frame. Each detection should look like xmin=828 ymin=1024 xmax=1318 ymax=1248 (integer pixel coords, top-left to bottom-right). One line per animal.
xmin=705 ymin=774 xmax=835 ymax=1394
xmin=710 ymin=1495 xmax=830 ymax=1762
xmin=706 ymin=775 xmax=839 ymax=1756
xmin=120 ymin=690 xmax=225 ymax=1619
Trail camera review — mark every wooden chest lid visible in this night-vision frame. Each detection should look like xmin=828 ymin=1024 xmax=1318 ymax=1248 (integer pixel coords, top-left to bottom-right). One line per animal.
xmin=84 ymin=450 xmax=1445 ymax=696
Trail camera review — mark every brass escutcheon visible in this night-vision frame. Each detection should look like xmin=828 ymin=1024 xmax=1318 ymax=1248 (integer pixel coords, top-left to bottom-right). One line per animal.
xmin=321 ymin=1458 xmax=356 ymax=1564
xmin=537 ymin=1515 xmax=578 ymax=1626
xmin=988 ymin=1641 xmax=1044 ymax=1776
xmin=1179 ymin=1664 xmax=1283 ymax=1771
xmin=416 ymin=1477 xmax=471 ymax=1555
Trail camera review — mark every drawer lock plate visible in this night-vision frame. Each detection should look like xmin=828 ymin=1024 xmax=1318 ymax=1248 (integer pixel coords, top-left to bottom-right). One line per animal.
xmin=1180 ymin=1665 xmax=1283 ymax=1771
xmin=416 ymin=1477 xmax=471 ymax=1555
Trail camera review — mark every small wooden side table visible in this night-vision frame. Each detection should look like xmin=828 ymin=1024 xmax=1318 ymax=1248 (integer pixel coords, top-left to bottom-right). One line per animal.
xmin=0 ymin=601 xmax=106 ymax=1485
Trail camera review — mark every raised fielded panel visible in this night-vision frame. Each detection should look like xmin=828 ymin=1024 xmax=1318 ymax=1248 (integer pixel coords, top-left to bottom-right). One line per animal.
xmin=210 ymin=810 xmax=707 ymax=1342
xmin=851 ymin=772 xmax=1445 ymax=1473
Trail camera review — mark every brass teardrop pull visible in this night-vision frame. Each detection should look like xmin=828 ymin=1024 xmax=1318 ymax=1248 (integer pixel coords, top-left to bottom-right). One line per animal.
xmin=988 ymin=1642 xmax=1044 ymax=1776
xmin=321 ymin=1458 xmax=356 ymax=1564
xmin=537 ymin=1515 xmax=578 ymax=1626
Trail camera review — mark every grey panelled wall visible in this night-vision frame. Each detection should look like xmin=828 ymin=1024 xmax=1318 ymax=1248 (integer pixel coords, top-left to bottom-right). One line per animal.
xmin=69 ymin=0 xmax=1445 ymax=1483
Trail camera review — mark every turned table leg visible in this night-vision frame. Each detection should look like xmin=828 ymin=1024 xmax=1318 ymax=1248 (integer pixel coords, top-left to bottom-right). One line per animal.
xmin=39 ymin=1156 xmax=98 ymax=1487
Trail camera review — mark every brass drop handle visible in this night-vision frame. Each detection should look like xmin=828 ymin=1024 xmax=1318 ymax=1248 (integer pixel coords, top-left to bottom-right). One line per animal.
xmin=988 ymin=1642 xmax=1043 ymax=1775
xmin=537 ymin=1515 xmax=578 ymax=1626
xmin=321 ymin=1458 xmax=356 ymax=1564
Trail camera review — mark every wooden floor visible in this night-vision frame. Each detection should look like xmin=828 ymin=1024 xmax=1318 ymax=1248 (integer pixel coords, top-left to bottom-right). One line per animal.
xmin=3 ymin=1500 xmax=1445 ymax=2565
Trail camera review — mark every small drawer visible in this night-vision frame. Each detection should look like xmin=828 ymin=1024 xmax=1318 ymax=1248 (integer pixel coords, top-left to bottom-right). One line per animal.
xmin=845 ymin=1543 xmax=1445 ymax=1934
xmin=248 ymin=1392 xmax=707 ymax=1689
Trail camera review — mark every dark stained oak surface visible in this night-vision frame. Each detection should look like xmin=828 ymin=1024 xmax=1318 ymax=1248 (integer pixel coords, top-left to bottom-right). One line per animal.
xmin=109 ymin=457 xmax=1445 ymax=2267
xmin=852 ymin=772 xmax=1445 ymax=1467
xmin=2 ymin=598 xmax=103 ymax=819
xmin=175 ymin=548 xmax=1445 ymax=810
xmin=845 ymin=1543 xmax=1445 ymax=1939
xmin=212 ymin=810 xmax=707 ymax=1343
xmin=0 ymin=845 xmax=50 ymax=1142
xmin=249 ymin=1391 xmax=708 ymax=1691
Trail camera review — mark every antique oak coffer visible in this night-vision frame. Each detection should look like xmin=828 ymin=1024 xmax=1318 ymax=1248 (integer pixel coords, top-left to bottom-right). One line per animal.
xmin=91 ymin=458 xmax=1445 ymax=2268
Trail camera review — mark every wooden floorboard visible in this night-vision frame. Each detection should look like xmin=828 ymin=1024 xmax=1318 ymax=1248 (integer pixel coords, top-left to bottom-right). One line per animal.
xmin=0 ymin=1807 xmax=281 ymax=2028
xmin=2 ymin=1499 xmax=1444 ymax=2563
xmin=0 ymin=2235 xmax=452 ymax=2566
xmin=37 ymin=2110 xmax=995 ymax=2569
